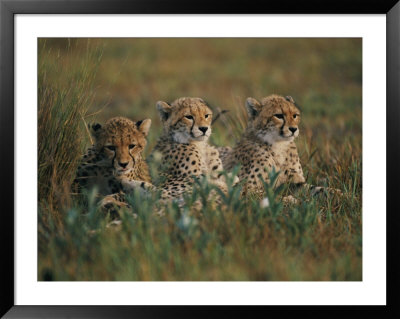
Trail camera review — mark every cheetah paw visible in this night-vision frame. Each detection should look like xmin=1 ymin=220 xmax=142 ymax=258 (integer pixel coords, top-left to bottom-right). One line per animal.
xmin=311 ymin=186 xmax=343 ymax=197
xmin=282 ymin=195 xmax=299 ymax=205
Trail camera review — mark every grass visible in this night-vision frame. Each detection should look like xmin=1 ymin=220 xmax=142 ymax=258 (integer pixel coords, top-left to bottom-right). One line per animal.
xmin=38 ymin=38 xmax=362 ymax=281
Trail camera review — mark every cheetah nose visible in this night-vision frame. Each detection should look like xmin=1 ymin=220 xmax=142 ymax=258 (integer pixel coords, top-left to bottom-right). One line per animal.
xmin=199 ymin=127 xmax=208 ymax=134
xmin=119 ymin=162 xmax=129 ymax=168
xmin=289 ymin=127 xmax=297 ymax=134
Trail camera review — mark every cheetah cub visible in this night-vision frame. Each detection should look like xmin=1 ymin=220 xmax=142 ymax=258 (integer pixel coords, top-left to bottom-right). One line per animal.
xmin=150 ymin=97 xmax=229 ymax=201
xmin=220 ymin=95 xmax=341 ymax=199
xmin=73 ymin=116 xmax=154 ymax=211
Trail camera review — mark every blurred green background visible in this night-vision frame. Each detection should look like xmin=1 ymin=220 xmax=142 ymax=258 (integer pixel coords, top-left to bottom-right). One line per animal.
xmin=39 ymin=38 xmax=361 ymax=152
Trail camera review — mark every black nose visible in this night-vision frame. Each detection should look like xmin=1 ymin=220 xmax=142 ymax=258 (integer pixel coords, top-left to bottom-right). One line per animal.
xmin=199 ymin=127 xmax=208 ymax=134
xmin=119 ymin=162 xmax=128 ymax=168
xmin=289 ymin=127 xmax=297 ymax=134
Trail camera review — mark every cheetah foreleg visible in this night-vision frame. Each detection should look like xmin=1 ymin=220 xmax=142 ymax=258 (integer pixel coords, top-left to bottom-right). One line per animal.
xmin=120 ymin=179 xmax=156 ymax=194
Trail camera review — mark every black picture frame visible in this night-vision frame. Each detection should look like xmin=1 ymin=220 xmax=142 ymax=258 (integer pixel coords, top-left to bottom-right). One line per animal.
xmin=1 ymin=0 xmax=399 ymax=318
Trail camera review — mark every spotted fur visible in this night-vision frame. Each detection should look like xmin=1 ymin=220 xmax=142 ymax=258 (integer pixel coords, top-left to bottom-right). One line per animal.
xmin=72 ymin=116 xmax=154 ymax=210
xmin=220 ymin=95 xmax=305 ymax=196
xmin=150 ymin=97 xmax=228 ymax=200
xmin=220 ymin=95 xmax=342 ymax=198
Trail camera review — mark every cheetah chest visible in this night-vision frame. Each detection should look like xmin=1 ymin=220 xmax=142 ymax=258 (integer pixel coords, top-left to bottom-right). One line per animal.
xmin=270 ymin=141 xmax=292 ymax=169
xmin=161 ymin=143 xmax=206 ymax=178
xmin=271 ymin=141 xmax=304 ymax=185
xmin=77 ymin=164 xmax=120 ymax=195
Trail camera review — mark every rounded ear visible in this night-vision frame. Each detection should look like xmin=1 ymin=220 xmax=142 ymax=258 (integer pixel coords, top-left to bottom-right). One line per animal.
xmin=136 ymin=119 xmax=151 ymax=137
xmin=245 ymin=97 xmax=262 ymax=118
xmin=285 ymin=96 xmax=295 ymax=104
xmin=90 ymin=123 xmax=103 ymax=140
xmin=156 ymin=101 xmax=172 ymax=122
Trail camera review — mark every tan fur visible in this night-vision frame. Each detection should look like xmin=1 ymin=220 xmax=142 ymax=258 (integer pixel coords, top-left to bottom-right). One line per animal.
xmin=221 ymin=95 xmax=305 ymax=197
xmin=150 ymin=97 xmax=228 ymax=200
xmin=73 ymin=117 xmax=153 ymax=209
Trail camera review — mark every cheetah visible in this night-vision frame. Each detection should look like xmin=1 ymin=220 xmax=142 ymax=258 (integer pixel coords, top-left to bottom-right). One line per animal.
xmin=72 ymin=116 xmax=154 ymax=211
xmin=220 ymin=95 xmax=341 ymax=199
xmin=150 ymin=97 xmax=229 ymax=201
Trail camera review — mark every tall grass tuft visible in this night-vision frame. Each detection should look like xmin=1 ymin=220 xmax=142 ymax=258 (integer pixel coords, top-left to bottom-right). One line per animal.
xmin=38 ymin=39 xmax=103 ymax=226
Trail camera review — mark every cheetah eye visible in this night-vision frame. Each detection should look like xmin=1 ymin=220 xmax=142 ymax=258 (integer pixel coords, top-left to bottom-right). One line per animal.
xmin=205 ymin=114 xmax=211 ymax=119
xmin=274 ymin=114 xmax=284 ymax=119
xmin=293 ymin=114 xmax=299 ymax=119
xmin=185 ymin=115 xmax=194 ymax=120
xmin=105 ymin=145 xmax=116 ymax=151
xmin=129 ymin=144 xmax=136 ymax=149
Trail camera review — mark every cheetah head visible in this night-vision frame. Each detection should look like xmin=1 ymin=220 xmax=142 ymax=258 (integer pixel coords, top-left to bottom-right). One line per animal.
xmin=90 ymin=116 xmax=151 ymax=176
xmin=245 ymin=95 xmax=301 ymax=145
xmin=156 ymin=97 xmax=213 ymax=144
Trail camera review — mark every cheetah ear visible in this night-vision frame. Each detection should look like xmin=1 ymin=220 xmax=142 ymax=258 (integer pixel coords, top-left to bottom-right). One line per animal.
xmin=156 ymin=101 xmax=172 ymax=122
xmin=90 ymin=123 xmax=103 ymax=139
xmin=285 ymin=96 xmax=295 ymax=104
xmin=245 ymin=97 xmax=262 ymax=118
xmin=136 ymin=119 xmax=151 ymax=137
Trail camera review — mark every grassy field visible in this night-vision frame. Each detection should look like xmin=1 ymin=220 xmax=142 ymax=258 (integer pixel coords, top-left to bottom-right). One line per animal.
xmin=38 ymin=38 xmax=362 ymax=281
